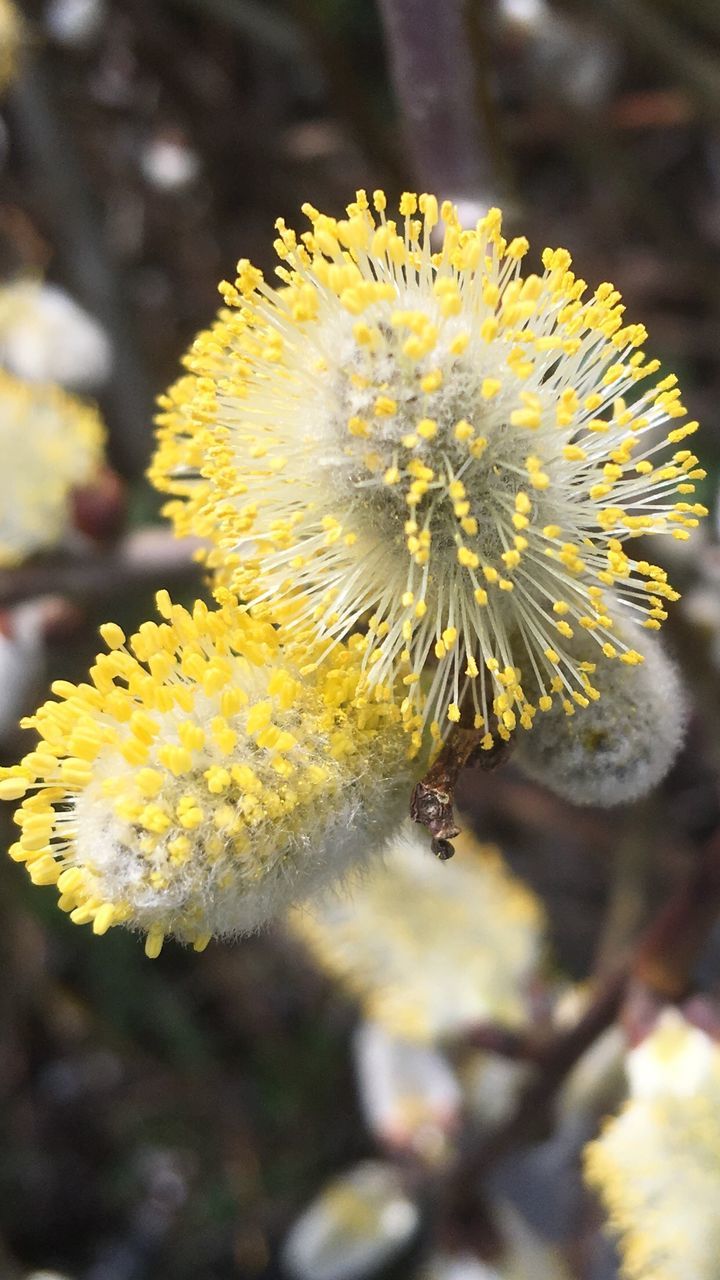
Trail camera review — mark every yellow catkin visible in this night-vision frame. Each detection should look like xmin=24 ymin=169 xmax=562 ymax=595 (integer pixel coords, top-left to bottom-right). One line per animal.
xmin=150 ymin=193 xmax=704 ymax=748
xmin=585 ymin=1011 xmax=720 ymax=1280
xmin=288 ymin=826 xmax=544 ymax=1043
xmin=1 ymin=594 xmax=414 ymax=952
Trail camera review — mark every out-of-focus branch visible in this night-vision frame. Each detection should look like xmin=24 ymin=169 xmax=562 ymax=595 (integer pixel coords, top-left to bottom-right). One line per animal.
xmin=376 ymin=0 xmax=508 ymax=206
xmin=8 ymin=64 xmax=154 ymax=478
xmin=168 ymin=0 xmax=314 ymax=63
xmin=585 ymin=0 xmax=720 ymax=119
xmin=435 ymin=818 xmax=720 ymax=1224
xmin=460 ymin=1022 xmax=548 ymax=1062
xmin=0 ymin=529 xmax=202 ymax=607
xmin=633 ymin=827 xmax=720 ymax=1001
xmin=420 ymin=972 xmax=628 ymax=1254
xmin=289 ymin=0 xmax=405 ymax=191
xmin=594 ymin=800 xmax=657 ymax=977
xmin=451 ymin=971 xmax=627 ymax=1181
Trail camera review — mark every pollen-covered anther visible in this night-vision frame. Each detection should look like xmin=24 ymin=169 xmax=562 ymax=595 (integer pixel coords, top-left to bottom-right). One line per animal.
xmin=151 ymin=191 xmax=705 ymax=747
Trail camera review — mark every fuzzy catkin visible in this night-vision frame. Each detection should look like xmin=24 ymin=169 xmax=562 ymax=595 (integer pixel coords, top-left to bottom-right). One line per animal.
xmin=0 ymin=281 xmax=111 ymax=390
xmin=585 ymin=1011 xmax=720 ymax=1280
xmin=151 ymin=191 xmax=704 ymax=755
xmin=1 ymin=595 xmax=416 ymax=955
xmin=289 ymin=825 xmax=545 ymax=1041
xmin=515 ymin=620 xmax=686 ymax=805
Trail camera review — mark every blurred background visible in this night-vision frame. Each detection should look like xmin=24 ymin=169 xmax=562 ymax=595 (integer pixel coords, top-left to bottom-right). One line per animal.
xmin=1 ymin=1 xmax=720 ymax=1277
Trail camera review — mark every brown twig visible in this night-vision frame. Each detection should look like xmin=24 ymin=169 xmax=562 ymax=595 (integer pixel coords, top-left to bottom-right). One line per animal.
xmin=410 ymin=725 xmax=512 ymax=859
xmin=452 ymin=970 xmax=627 ymax=1176
xmin=460 ymin=1022 xmax=547 ymax=1063
xmin=0 ymin=530 xmax=203 ymax=608
xmin=593 ymin=800 xmax=658 ymax=977
xmin=634 ymin=826 xmax=720 ymax=1000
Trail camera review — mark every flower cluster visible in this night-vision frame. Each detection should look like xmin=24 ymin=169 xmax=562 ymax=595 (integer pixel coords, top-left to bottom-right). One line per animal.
xmin=151 ymin=191 xmax=704 ymax=751
xmin=0 ymin=594 xmax=413 ymax=954
xmin=353 ymin=1018 xmax=463 ymax=1161
xmin=584 ymin=1010 xmax=720 ymax=1280
xmin=289 ymin=826 xmax=545 ymax=1041
xmin=0 ymin=369 xmax=106 ymax=566
xmin=1 ymin=191 xmax=704 ymax=952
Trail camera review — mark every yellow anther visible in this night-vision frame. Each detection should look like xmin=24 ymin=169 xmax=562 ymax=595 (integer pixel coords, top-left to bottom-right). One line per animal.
xmin=417 ymin=418 xmax=438 ymax=440
xmin=563 ymin=444 xmax=587 ymax=462
xmin=451 ymin=419 xmax=472 ymax=444
xmin=421 ymin=370 xmax=443 ymax=393
xmin=511 ymin=406 xmax=541 ymax=430
xmin=100 ymin=622 xmax=126 ymax=650
xmin=374 ymin=396 xmax=397 ymax=417
xmin=458 ymin=546 xmax=480 ymax=569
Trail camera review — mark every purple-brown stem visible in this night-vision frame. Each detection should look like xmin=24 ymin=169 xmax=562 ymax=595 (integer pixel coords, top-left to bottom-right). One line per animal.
xmin=377 ymin=0 xmax=503 ymax=204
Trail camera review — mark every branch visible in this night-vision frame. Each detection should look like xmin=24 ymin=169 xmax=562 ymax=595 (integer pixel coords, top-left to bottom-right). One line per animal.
xmin=8 ymin=64 xmax=155 ymax=478
xmin=633 ymin=827 xmax=720 ymax=1000
xmin=0 ymin=530 xmax=202 ymax=607
xmin=584 ymin=0 xmax=720 ymax=120
xmin=376 ymin=0 xmax=507 ymax=204
xmin=448 ymin=971 xmax=627 ymax=1189
xmin=410 ymin=724 xmax=513 ymax=859
xmin=593 ymin=800 xmax=658 ymax=977
xmin=459 ymin=1022 xmax=548 ymax=1063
